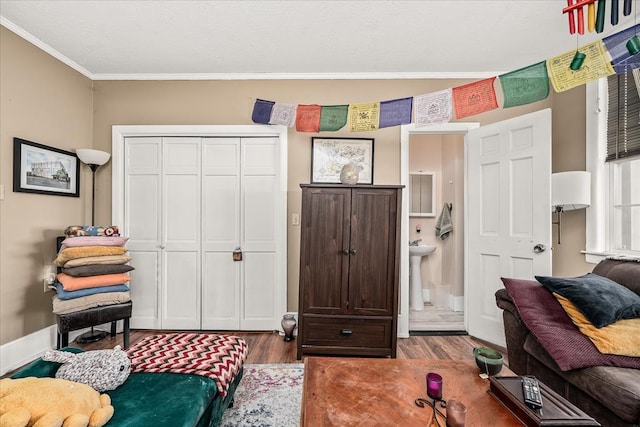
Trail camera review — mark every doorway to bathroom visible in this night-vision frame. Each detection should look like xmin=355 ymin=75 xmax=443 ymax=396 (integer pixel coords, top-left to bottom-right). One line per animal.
xmin=398 ymin=123 xmax=479 ymax=337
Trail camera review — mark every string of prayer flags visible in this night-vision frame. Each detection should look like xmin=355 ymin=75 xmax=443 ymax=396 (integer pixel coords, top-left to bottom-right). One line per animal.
xmin=296 ymin=104 xmax=322 ymax=132
xmin=250 ymin=23 xmax=639 ymax=131
xmin=269 ymin=103 xmax=297 ymax=127
xmin=319 ymin=105 xmax=349 ymax=131
xmin=547 ymin=40 xmax=615 ymax=92
xmin=499 ymin=61 xmax=550 ymax=108
xmin=379 ymin=97 xmax=413 ymax=128
xmin=603 ymin=23 xmax=640 ymax=73
xmin=349 ymin=102 xmax=380 ymax=132
xmin=251 ymin=99 xmax=275 ymax=124
xmin=413 ymin=89 xmax=453 ymax=127
xmin=452 ymin=77 xmax=498 ymax=119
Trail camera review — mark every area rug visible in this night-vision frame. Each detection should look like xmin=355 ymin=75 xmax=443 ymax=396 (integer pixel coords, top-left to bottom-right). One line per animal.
xmin=220 ymin=363 xmax=304 ymax=427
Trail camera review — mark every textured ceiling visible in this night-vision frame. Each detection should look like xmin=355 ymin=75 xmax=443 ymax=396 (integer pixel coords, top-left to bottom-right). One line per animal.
xmin=0 ymin=0 xmax=636 ymax=79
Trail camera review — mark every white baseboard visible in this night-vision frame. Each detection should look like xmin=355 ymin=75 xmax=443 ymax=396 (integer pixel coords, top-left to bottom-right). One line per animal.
xmin=0 ymin=322 xmax=117 ymax=377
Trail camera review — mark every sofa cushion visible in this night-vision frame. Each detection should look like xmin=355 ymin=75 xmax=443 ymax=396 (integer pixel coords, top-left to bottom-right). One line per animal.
xmin=501 ymin=277 xmax=640 ymax=371
xmin=592 ymin=258 xmax=640 ymax=295
xmin=565 ymin=365 xmax=640 ymax=424
xmin=535 ymin=273 xmax=640 ymax=328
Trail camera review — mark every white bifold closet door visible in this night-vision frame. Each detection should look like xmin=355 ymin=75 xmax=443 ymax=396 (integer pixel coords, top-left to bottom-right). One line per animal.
xmin=124 ymin=136 xmax=280 ymax=331
xmin=201 ymin=137 xmax=280 ymax=330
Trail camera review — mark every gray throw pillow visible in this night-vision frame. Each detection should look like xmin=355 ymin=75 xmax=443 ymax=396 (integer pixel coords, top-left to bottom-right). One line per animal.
xmin=535 ymin=273 xmax=640 ymax=328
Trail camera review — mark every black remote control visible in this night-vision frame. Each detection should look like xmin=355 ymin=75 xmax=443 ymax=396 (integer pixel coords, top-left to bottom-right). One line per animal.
xmin=522 ymin=376 xmax=543 ymax=409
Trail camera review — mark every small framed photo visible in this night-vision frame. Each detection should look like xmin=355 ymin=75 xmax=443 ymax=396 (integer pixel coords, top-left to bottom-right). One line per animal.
xmin=13 ymin=138 xmax=80 ymax=197
xmin=311 ymin=137 xmax=374 ymax=184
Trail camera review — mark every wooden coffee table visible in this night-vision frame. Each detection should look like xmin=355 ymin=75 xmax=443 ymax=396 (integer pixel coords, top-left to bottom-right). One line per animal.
xmin=301 ymin=357 xmax=522 ymax=426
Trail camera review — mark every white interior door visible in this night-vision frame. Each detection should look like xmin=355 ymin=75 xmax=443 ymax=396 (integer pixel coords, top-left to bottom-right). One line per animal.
xmin=201 ymin=138 xmax=242 ymax=329
xmin=125 ymin=137 xmax=162 ymax=329
xmin=466 ymin=109 xmax=552 ymax=346
xmin=241 ymin=137 xmax=280 ymax=330
xmin=161 ymin=138 xmax=201 ymax=329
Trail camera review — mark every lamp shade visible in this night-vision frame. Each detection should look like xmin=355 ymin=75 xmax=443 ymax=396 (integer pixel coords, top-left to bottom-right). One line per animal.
xmin=76 ymin=149 xmax=111 ymax=166
xmin=552 ymin=171 xmax=591 ymax=211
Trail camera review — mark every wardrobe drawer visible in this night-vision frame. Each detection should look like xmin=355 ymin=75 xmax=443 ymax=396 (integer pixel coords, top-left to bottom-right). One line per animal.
xmin=301 ymin=316 xmax=392 ymax=348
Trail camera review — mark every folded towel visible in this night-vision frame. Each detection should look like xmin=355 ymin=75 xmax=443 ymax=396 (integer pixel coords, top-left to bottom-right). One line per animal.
xmin=435 ymin=203 xmax=453 ymax=240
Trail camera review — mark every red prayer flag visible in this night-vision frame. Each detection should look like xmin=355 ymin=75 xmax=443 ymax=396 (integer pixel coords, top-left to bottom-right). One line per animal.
xmin=452 ymin=77 xmax=499 ymax=119
xmin=296 ymin=104 xmax=321 ymax=132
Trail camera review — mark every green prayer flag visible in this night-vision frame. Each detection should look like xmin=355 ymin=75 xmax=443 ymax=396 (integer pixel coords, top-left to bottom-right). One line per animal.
xmin=319 ymin=105 xmax=348 ymax=132
xmin=499 ymin=61 xmax=550 ymax=108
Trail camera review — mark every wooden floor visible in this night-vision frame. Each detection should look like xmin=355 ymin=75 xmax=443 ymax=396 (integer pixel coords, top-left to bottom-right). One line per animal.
xmin=73 ymin=329 xmax=508 ymax=365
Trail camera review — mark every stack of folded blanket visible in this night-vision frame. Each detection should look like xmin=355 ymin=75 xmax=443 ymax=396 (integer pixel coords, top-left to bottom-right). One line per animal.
xmin=52 ymin=226 xmax=134 ymax=315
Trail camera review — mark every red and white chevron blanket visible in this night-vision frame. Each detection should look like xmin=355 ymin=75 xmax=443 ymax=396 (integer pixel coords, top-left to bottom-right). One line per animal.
xmin=126 ymin=333 xmax=248 ymax=396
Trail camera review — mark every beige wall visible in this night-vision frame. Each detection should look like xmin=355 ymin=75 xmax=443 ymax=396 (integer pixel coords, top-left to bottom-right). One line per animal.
xmin=0 ymin=26 xmax=592 ymax=346
xmin=0 ymin=27 xmax=94 ymax=344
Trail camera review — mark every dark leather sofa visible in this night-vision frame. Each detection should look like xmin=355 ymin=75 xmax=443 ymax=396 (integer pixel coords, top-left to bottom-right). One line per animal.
xmin=495 ymin=259 xmax=640 ymax=427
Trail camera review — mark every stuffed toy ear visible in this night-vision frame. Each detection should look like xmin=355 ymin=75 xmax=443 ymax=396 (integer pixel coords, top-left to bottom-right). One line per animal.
xmin=52 ymin=346 xmax=131 ymax=392
xmin=42 ymin=349 xmax=76 ymax=364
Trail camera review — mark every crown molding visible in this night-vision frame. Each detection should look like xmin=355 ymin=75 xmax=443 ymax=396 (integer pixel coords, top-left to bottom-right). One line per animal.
xmin=1 ymin=17 xmax=94 ymax=79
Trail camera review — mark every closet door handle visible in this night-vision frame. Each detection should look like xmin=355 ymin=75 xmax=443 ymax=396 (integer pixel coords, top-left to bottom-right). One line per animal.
xmin=342 ymin=249 xmax=350 ymax=256
xmin=340 ymin=329 xmax=353 ymax=336
xmin=349 ymin=249 xmax=357 ymax=255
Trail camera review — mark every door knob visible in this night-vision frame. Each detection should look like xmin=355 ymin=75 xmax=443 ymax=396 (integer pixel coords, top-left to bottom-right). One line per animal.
xmin=342 ymin=249 xmax=350 ymax=256
xmin=349 ymin=249 xmax=357 ymax=255
xmin=533 ymin=243 xmax=546 ymax=253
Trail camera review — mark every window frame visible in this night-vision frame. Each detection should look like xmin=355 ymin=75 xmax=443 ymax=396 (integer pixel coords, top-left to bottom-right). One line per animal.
xmin=585 ymin=80 xmax=640 ymax=263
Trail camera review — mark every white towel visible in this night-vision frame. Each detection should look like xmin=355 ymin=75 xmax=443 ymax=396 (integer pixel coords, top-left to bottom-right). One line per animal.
xmin=435 ymin=203 xmax=453 ymax=240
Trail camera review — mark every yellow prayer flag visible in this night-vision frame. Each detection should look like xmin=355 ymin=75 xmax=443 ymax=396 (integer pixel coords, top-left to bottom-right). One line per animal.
xmin=546 ymin=40 xmax=615 ymax=93
xmin=349 ymin=103 xmax=380 ymax=132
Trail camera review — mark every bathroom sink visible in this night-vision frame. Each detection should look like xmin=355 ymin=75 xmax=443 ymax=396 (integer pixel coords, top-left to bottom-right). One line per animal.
xmin=409 ymin=244 xmax=436 ymax=256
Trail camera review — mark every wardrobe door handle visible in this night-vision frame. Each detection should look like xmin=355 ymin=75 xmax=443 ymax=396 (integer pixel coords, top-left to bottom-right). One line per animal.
xmin=349 ymin=249 xmax=357 ymax=255
xmin=340 ymin=329 xmax=353 ymax=336
xmin=342 ymin=249 xmax=349 ymax=256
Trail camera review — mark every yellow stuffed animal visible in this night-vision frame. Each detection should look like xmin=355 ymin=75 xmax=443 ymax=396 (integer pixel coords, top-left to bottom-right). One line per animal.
xmin=0 ymin=377 xmax=114 ymax=427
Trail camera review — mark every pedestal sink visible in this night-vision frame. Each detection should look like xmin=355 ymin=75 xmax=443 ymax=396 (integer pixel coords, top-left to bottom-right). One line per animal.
xmin=409 ymin=244 xmax=436 ymax=311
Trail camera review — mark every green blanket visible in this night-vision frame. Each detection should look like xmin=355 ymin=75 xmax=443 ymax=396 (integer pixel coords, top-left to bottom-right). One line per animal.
xmin=11 ymin=347 xmax=242 ymax=427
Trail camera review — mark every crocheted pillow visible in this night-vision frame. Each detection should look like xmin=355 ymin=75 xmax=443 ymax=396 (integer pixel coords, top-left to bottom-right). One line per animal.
xmin=42 ymin=346 xmax=131 ymax=392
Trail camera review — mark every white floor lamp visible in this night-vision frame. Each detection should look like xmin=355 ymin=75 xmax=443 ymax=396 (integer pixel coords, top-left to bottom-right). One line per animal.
xmin=74 ymin=148 xmax=111 ymax=343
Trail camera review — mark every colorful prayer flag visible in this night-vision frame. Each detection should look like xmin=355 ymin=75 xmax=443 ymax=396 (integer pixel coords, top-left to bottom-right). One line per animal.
xmin=269 ymin=103 xmax=297 ymax=127
xmin=547 ymin=40 xmax=615 ymax=92
xmin=379 ymin=97 xmax=413 ymax=128
xmin=413 ymin=89 xmax=453 ymax=127
xmin=349 ymin=103 xmax=380 ymax=132
xmin=603 ymin=23 xmax=640 ymax=74
xmin=251 ymin=99 xmax=275 ymax=124
xmin=452 ymin=78 xmax=498 ymax=119
xmin=499 ymin=61 xmax=550 ymax=108
xmin=296 ymin=104 xmax=321 ymax=132
xmin=319 ymin=105 xmax=348 ymax=132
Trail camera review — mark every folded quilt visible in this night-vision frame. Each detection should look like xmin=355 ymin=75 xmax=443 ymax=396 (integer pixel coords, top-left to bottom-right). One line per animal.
xmin=56 ymin=272 xmax=131 ymax=291
xmin=54 ymin=246 xmax=128 ymax=266
xmin=127 ymin=333 xmax=248 ymax=397
xmin=52 ymin=291 xmax=131 ymax=314
xmin=60 ymin=236 xmax=129 ymax=250
xmin=54 ymin=282 xmax=130 ymax=300
xmin=62 ymin=255 xmax=132 ymax=268
xmin=64 ymin=225 xmax=120 ymax=237
xmin=61 ymin=263 xmax=134 ymax=277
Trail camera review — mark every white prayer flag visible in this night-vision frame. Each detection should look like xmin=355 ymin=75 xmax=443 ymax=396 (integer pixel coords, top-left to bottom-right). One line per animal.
xmin=414 ymin=89 xmax=452 ymax=127
xmin=269 ymin=103 xmax=297 ymax=127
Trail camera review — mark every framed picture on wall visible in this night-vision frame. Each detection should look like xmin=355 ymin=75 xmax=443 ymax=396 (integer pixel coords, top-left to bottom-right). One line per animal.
xmin=311 ymin=137 xmax=374 ymax=184
xmin=13 ymin=138 xmax=80 ymax=197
